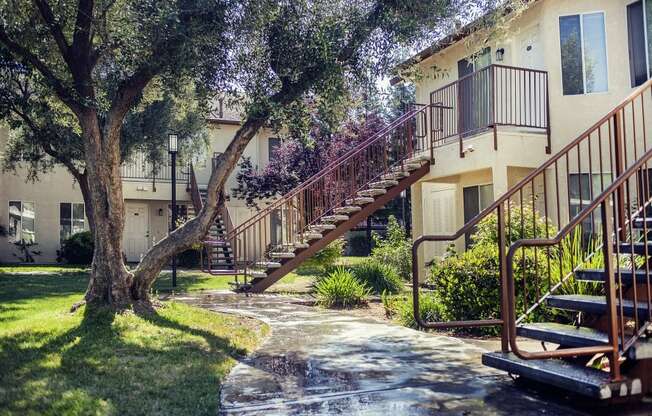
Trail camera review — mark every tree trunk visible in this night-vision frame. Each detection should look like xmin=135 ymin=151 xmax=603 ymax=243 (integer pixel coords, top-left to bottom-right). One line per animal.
xmin=80 ymin=113 xmax=134 ymax=309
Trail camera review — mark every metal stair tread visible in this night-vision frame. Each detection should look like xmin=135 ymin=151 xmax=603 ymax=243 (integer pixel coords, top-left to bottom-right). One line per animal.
xmin=632 ymin=217 xmax=652 ymax=228
xmin=547 ymin=295 xmax=651 ymax=317
xmin=615 ymin=242 xmax=652 ymax=255
xmin=576 ymin=268 xmax=650 ymax=284
xmin=369 ymin=180 xmax=399 ymax=188
xmin=333 ymin=206 xmax=362 ymax=214
xmin=321 ymin=215 xmax=349 ymax=223
xmin=358 ymin=188 xmax=387 ymax=197
xmin=517 ymin=322 xmax=609 ymax=348
xmin=482 ymin=352 xmax=640 ymax=399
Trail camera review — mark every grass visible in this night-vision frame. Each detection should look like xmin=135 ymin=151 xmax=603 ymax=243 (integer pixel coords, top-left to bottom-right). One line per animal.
xmin=0 ymin=267 xmax=269 ymax=415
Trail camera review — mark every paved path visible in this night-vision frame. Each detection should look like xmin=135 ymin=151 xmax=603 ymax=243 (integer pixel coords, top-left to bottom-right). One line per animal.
xmin=177 ymin=292 xmax=604 ymax=415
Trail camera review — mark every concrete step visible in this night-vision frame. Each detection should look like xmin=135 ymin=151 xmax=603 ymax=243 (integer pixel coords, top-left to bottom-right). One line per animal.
xmin=517 ymin=322 xmax=609 ymax=348
xmin=392 ymin=162 xmax=421 ymax=172
xmin=369 ymin=180 xmax=399 ymax=189
xmin=381 ymin=172 xmax=409 ymax=180
xmin=333 ymin=206 xmax=362 ymax=214
xmin=345 ymin=197 xmax=375 ymax=205
xmin=321 ymin=215 xmax=349 ymax=223
xmin=255 ymin=261 xmax=282 ymax=269
xmin=269 ymin=252 xmax=296 ymax=259
xmin=482 ymin=352 xmax=641 ymax=399
xmin=309 ymin=223 xmax=336 ymax=232
xmin=250 ymin=271 xmax=267 ymax=279
xmin=547 ymin=295 xmax=651 ymax=317
xmin=358 ymin=188 xmax=386 ymax=197
xmin=302 ymin=232 xmax=323 ymax=241
xmin=576 ymin=268 xmax=650 ymax=285
xmin=404 ymin=154 xmax=430 ymax=164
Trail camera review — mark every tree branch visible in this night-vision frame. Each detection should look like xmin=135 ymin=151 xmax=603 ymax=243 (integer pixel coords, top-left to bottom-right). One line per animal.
xmin=32 ymin=0 xmax=71 ymax=62
xmin=72 ymin=0 xmax=94 ymax=57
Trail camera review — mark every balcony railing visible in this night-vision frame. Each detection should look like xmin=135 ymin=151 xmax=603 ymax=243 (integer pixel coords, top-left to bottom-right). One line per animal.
xmin=429 ymin=64 xmax=550 ymax=156
xmin=121 ymin=151 xmax=191 ymax=189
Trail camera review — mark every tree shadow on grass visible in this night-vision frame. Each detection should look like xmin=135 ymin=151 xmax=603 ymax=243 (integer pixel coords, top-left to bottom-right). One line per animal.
xmin=0 ymin=305 xmax=249 ymax=416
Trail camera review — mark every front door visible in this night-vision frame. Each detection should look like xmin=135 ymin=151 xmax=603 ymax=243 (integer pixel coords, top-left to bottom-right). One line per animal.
xmin=124 ymin=203 xmax=149 ymax=262
xmin=458 ymin=48 xmax=491 ymax=136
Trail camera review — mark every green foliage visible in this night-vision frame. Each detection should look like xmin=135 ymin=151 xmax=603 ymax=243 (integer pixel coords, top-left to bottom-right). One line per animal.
xmin=371 ymin=215 xmax=412 ymax=280
xmin=347 ymin=234 xmax=372 ymax=256
xmin=548 ymin=231 xmax=604 ymax=298
xmin=472 ymin=202 xmax=557 ymax=247
xmin=59 ymin=231 xmax=94 ymax=265
xmin=300 ymin=238 xmax=345 ymax=273
xmin=382 ymin=292 xmax=443 ymax=329
xmin=315 ymin=267 xmax=370 ymax=308
xmin=351 ymin=259 xmax=403 ymax=294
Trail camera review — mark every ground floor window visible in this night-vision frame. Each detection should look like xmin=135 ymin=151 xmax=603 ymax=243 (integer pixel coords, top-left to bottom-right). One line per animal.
xmin=59 ymin=202 xmax=85 ymax=242
xmin=8 ymin=201 xmax=35 ymax=243
xmin=463 ymin=183 xmax=494 ymax=247
xmin=569 ymin=173 xmax=612 ymax=241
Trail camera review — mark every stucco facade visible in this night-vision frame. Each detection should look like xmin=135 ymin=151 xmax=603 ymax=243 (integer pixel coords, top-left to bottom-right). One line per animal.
xmin=406 ymin=0 xmax=650 ymax=274
xmin=0 ymin=117 xmax=278 ymax=263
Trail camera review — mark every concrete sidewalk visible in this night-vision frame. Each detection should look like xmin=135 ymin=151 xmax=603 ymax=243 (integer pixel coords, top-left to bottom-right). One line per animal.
xmin=176 ymin=292 xmax=611 ymax=415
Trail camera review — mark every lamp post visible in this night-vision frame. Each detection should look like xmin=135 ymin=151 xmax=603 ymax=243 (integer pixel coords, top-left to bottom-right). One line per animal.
xmin=168 ymin=133 xmax=178 ymax=288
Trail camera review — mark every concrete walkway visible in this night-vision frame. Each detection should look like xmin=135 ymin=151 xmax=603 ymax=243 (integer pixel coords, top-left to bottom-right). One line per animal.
xmin=177 ymin=292 xmax=601 ymax=415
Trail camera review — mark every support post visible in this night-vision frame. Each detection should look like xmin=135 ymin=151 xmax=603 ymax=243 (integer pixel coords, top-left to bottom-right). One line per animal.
xmin=601 ymin=198 xmax=622 ymax=381
xmin=614 ymin=111 xmax=627 ymax=241
xmin=497 ymin=203 xmax=510 ymax=352
xmin=170 ymin=151 xmax=178 ymax=288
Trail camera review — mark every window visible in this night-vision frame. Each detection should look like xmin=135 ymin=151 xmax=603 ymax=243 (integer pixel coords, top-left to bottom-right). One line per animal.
xmin=627 ymin=0 xmax=652 ymax=87
xmin=569 ymin=173 xmax=612 ymax=241
xmin=60 ymin=203 xmax=85 ymax=242
xmin=8 ymin=201 xmax=35 ymax=243
xmin=463 ymin=184 xmax=494 ymax=247
xmin=559 ymin=12 xmax=608 ymax=95
xmin=268 ymin=138 xmax=281 ymax=161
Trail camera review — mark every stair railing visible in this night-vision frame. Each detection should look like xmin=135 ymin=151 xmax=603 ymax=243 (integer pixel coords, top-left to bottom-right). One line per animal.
xmin=205 ymin=104 xmax=430 ymax=275
xmin=413 ymin=77 xmax=652 ymax=376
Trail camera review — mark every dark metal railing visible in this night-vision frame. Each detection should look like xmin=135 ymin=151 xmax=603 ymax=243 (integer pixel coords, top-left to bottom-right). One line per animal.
xmin=413 ymin=77 xmax=652 ymax=381
xmin=429 ymin=64 xmax=550 ymax=156
xmin=121 ymin=151 xmax=191 ymax=187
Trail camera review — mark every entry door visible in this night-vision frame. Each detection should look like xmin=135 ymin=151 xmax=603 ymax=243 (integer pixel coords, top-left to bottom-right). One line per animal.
xmin=458 ymin=48 xmax=491 ymax=136
xmin=124 ymin=203 xmax=149 ymax=262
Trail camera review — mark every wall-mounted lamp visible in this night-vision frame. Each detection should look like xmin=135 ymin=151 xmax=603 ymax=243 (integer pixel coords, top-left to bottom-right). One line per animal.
xmin=158 ymin=208 xmax=164 ymax=216
xmin=495 ymin=48 xmax=505 ymax=62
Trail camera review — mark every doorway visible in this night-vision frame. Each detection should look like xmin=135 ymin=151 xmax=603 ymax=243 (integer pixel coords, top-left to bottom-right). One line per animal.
xmin=124 ymin=203 xmax=149 ymax=262
xmin=457 ymin=48 xmax=492 ymax=136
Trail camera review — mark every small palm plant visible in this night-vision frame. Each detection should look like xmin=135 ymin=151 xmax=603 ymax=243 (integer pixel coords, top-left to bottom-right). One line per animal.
xmin=315 ymin=267 xmax=370 ymax=308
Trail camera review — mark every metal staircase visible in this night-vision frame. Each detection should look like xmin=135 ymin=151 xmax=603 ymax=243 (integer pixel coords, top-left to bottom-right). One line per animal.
xmin=202 ymin=104 xmax=432 ymax=292
xmin=413 ymin=79 xmax=652 ymax=401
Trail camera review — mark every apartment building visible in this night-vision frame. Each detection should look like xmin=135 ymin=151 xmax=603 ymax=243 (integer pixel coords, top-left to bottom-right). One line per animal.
xmin=0 ymin=105 xmax=279 ymax=263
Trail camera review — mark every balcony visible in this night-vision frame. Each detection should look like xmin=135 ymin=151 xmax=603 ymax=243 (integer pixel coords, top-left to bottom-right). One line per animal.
xmin=429 ymin=64 xmax=550 ymax=157
xmin=120 ymin=151 xmax=190 ymax=193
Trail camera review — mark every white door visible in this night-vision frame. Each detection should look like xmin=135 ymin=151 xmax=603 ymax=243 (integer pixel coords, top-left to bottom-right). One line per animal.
xmin=124 ymin=203 xmax=149 ymax=262
xmin=519 ymin=25 xmax=544 ymax=70
xmin=422 ymin=183 xmax=456 ymax=257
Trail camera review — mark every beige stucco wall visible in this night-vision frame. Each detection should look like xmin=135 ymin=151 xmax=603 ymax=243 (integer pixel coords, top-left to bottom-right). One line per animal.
xmin=0 ymin=120 xmax=274 ymax=263
xmin=409 ymin=0 xmax=644 ymax=276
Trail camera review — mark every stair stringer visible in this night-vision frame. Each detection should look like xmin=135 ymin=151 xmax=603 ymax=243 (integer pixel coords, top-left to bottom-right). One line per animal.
xmin=248 ymin=163 xmax=430 ymax=293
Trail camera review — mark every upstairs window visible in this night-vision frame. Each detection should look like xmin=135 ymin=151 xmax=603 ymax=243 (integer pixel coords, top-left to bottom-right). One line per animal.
xmin=59 ymin=203 xmax=85 ymax=242
xmin=627 ymin=0 xmax=652 ymax=87
xmin=559 ymin=12 xmax=608 ymax=95
xmin=8 ymin=201 xmax=35 ymax=243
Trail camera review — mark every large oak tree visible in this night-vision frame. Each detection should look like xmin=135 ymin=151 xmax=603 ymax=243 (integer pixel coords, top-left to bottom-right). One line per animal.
xmin=0 ymin=0 xmax=489 ymax=310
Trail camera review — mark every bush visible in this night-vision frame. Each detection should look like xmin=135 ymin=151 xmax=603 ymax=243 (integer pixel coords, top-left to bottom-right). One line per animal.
xmin=299 ymin=238 xmax=345 ymax=273
xmin=382 ymin=292 xmax=444 ymax=329
xmin=351 ymin=259 xmax=403 ymax=294
xmin=59 ymin=231 xmax=94 ymax=264
xmin=315 ymin=267 xmax=370 ymax=308
xmin=371 ymin=216 xmax=412 ymax=280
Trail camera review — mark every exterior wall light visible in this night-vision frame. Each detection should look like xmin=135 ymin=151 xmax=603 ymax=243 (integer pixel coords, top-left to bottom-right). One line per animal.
xmin=495 ymin=48 xmax=505 ymax=62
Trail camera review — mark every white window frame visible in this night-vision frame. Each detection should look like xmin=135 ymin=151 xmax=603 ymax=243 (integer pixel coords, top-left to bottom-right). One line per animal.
xmin=8 ymin=200 xmax=36 ymax=244
xmin=558 ymin=11 xmax=610 ymax=96
xmin=59 ymin=202 xmax=85 ymax=242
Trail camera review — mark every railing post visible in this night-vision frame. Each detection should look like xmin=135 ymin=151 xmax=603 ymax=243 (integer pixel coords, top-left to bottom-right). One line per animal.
xmin=601 ymin=197 xmax=622 ymax=381
xmin=545 ymin=72 xmax=551 ymax=153
xmin=614 ymin=111 xmax=627 ymax=241
xmin=491 ymin=65 xmax=498 ymax=151
xmin=457 ymin=82 xmax=465 ymax=158
xmin=497 ymin=202 xmax=510 ymax=352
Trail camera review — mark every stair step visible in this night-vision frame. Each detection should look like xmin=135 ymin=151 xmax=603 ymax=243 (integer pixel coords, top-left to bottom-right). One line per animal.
xmin=633 ymin=217 xmax=652 ymax=229
xmin=292 ymin=242 xmax=310 ymax=249
xmin=302 ymin=232 xmax=323 ymax=241
xmin=255 ymin=261 xmax=282 ymax=269
xmin=482 ymin=352 xmax=640 ymax=399
xmin=547 ymin=295 xmax=651 ymax=317
xmin=269 ymin=252 xmax=296 ymax=259
xmin=517 ymin=322 xmax=609 ymax=348
xmin=333 ymin=206 xmax=362 ymax=214
xmin=321 ymin=215 xmax=349 ymax=223
xmin=628 ymin=338 xmax=652 ymax=360
xmin=404 ymin=154 xmax=430 ymax=164
xmin=250 ymin=271 xmax=267 ymax=279
xmin=369 ymin=180 xmax=399 ymax=189
xmin=616 ymin=242 xmax=652 ymax=255
xmin=309 ymin=223 xmax=336 ymax=232
xmin=392 ymin=162 xmax=421 ymax=172
xmin=576 ymin=268 xmax=650 ymax=285
xmin=381 ymin=172 xmax=409 ymax=180
xmin=345 ymin=197 xmax=375 ymax=205
xmin=358 ymin=188 xmax=386 ymax=197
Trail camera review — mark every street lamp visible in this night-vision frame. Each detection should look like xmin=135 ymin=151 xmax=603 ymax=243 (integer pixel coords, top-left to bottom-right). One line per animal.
xmin=168 ymin=133 xmax=178 ymax=288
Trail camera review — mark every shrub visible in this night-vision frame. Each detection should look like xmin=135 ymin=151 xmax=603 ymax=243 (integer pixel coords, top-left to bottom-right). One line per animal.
xmin=472 ymin=202 xmax=557 ymax=247
xmin=315 ymin=267 xmax=370 ymax=308
xmin=299 ymin=238 xmax=345 ymax=273
xmin=371 ymin=216 xmax=412 ymax=280
xmin=59 ymin=231 xmax=94 ymax=264
xmin=382 ymin=292 xmax=444 ymax=329
xmin=351 ymin=259 xmax=403 ymax=294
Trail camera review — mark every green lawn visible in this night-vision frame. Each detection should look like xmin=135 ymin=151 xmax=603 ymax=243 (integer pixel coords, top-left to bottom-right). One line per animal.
xmin=0 ymin=267 xmax=268 ymax=415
